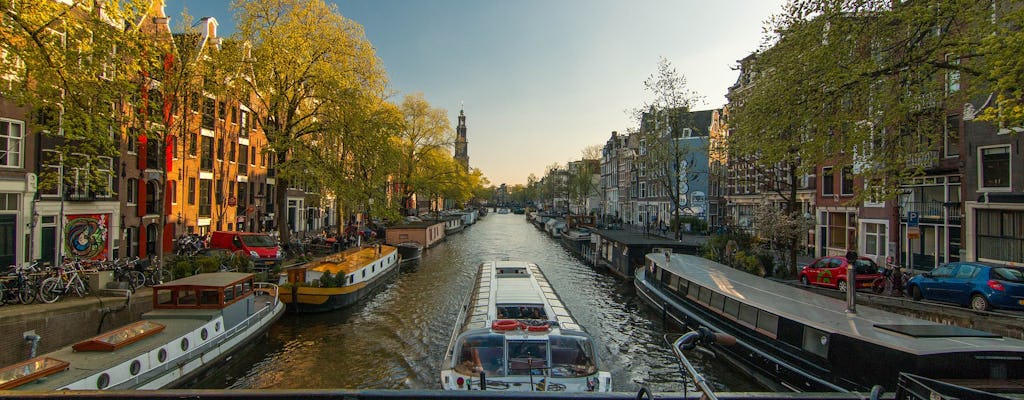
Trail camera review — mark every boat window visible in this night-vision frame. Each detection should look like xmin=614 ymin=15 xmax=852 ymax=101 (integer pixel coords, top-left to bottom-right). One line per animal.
xmin=362 ymin=269 xmax=366 ymax=278
xmin=200 ymin=290 xmax=220 ymax=306
xmin=348 ymin=275 xmax=354 ymax=284
xmin=455 ymin=334 xmax=505 ymax=377
xmin=549 ymin=335 xmax=598 ymax=378
xmin=242 ymin=281 xmax=253 ymax=294
xmin=496 ymin=304 xmax=546 ymax=320
xmin=177 ymin=289 xmax=198 ymax=305
xmin=687 ymin=281 xmax=700 ymax=298
xmin=738 ymin=303 xmax=758 ymax=326
xmin=710 ymin=292 xmax=725 ymax=311
xmin=723 ymin=297 xmax=740 ymax=317
xmin=801 ymin=326 xmax=829 ymax=358
xmin=756 ymin=310 xmax=778 ymax=335
xmin=668 ymin=275 xmax=680 ymax=291
xmin=507 ymin=340 xmax=549 ymax=376
xmin=698 ymin=286 xmax=712 ymax=304
xmin=224 ymin=286 xmax=236 ymax=302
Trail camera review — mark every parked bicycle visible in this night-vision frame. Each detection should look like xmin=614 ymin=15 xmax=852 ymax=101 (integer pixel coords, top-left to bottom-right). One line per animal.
xmin=108 ymin=257 xmax=146 ymax=292
xmin=142 ymin=257 xmax=174 ymax=286
xmin=871 ymin=260 xmax=910 ymax=296
xmin=38 ymin=261 xmax=90 ymax=304
xmin=1 ymin=260 xmax=46 ymax=305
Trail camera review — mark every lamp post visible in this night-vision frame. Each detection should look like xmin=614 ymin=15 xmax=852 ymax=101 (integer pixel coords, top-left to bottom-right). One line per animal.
xmin=254 ymin=193 xmax=264 ymax=232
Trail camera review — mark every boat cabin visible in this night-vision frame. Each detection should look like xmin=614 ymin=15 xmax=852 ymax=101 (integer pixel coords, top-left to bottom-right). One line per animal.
xmin=152 ymin=272 xmax=256 ymax=310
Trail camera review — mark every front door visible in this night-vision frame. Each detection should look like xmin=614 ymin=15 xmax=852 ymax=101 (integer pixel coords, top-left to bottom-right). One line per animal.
xmin=0 ymin=215 xmax=15 ymax=267
xmin=41 ymin=226 xmax=56 ymax=266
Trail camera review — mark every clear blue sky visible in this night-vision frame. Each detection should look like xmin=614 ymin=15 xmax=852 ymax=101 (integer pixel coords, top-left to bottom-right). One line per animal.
xmin=169 ymin=0 xmax=783 ymax=186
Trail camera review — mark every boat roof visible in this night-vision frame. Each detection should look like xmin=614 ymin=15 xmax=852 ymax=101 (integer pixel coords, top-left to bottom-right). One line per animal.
xmin=648 ymin=253 xmax=1024 ymax=356
xmin=462 ymin=261 xmax=582 ymax=333
xmin=595 ymin=229 xmax=705 ymax=247
xmin=298 ymin=245 xmax=396 ymax=276
xmin=154 ymin=272 xmax=252 ymax=288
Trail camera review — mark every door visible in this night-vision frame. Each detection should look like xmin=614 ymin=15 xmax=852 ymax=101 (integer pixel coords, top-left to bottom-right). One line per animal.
xmin=41 ymin=226 xmax=56 ymax=266
xmin=920 ymin=264 xmax=955 ymax=300
xmin=0 ymin=215 xmax=15 ymax=268
xmin=947 ymin=264 xmax=978 ymax=305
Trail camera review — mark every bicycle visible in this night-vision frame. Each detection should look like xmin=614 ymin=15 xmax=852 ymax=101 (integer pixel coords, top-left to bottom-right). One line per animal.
xmin=109 ymin=257 xmax=146 ymax=292
xmin=1 ymin=260 xmax=45 ymax=305
xmin=871 ymin=263 xmax=910 ymax=296
xmin=38 ymin=261 xmax=90 ymax=303
xmin=142 ymin=257 xmax=174 ymax=286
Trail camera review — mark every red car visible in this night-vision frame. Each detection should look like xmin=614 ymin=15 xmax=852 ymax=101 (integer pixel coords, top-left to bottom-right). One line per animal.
xmin=799 ymin=256 xmax=883 ymax=292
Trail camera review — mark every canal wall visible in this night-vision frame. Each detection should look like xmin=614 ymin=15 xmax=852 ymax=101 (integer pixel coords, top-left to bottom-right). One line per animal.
xmin=0 ymin=290 xmax=155 ymax=367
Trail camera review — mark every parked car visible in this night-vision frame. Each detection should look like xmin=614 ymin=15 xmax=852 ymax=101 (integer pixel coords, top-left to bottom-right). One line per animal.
xmin=798 ymin=256 xmax=883 ymax=292
xmin=904 ymin=262 xmax=1024 ymax=311
xmin=208 ymin=231 xmax=283 ymax=270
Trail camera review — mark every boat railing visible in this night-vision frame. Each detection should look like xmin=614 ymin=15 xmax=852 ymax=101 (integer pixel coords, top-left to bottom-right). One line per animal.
xmin=444 ymin=290 xmax=476 ymax=364
xmin=670 ymin=327 xmax=737 ymax=400
xmin=895 ymin=373 xmax=1010 ymax=400
xmin=254 ymin=282 xmax=280 ymax=307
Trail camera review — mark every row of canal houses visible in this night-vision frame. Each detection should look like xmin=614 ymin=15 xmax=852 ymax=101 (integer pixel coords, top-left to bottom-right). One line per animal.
xmin=0 ymin=2 xmax=335 ymax=268
xmin=586 ymin=68 xmax=1021 ymax=272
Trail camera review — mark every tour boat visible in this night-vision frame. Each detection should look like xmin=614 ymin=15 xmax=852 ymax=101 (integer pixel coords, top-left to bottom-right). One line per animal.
xmin=440 ymin=260 xmax=612 ymax=392
xmin=635 ymin=252 xmax=1024 ymax=393
xmin=279 ymin=244 xmax=399 ymax=313
xmin=0 ymin=272 xmax=283 ymax=391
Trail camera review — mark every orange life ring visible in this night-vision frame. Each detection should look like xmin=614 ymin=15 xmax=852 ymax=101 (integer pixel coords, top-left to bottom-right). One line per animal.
xmin=526 ymin=324 xmax=550 ymax=332
xmin=491 ymin=319 xmax=521 ymax=331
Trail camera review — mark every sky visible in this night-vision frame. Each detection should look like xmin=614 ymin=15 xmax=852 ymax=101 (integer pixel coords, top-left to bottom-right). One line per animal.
xmin=168 ymin=0 xmax=783 ymax=186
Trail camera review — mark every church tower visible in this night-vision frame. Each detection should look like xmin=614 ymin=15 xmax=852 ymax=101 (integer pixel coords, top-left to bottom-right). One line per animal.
xmin=454 ymin=105 xmax=469 ymax=171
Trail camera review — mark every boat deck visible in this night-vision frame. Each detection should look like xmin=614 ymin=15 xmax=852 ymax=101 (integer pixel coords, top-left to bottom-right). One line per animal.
xmin=309 ymin=245 xmax=396 ymax=275
xmin=650 ymin=253 xmax=1024 ymax=356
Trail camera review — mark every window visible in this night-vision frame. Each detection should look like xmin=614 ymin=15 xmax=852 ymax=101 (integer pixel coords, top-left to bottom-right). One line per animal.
xmin=215 ymin=181 xmax=223 ymax=205
xmin=0 ymin=119 xmax=24 ymax=168
xmin=828 ymin=212 xmax=849 ymax=249
xmin=217 ymin=101 xmax=226 ymax=121
xmin=230 ymin=107 xmax=238 ymax=125
xmin=229 ymin=142 xmax=236 ymax=162
xmin=251 ymin=146 xmax=256 ymax=165
xmin=200 ymin=138 xmax=213 ymax=171
xmin=190 ymin=93 xmax=200 ymax=113
xmin=169 ymin=180 xmax=177 ymax=204
xmin=944 ymin=115 xmax=960 ymax=158
xmin=863 ymin=222 xmax=886 ymax=258
xmin=238 ymin=182 xmax=247 ymax=208
xmin=821 ymin=167 xmax=834 ymax=195
xmin=954 ymin=264 xmax=978 ymax=279
xmin=639 ymin=181 xmax=646 ymax=198
xmin=240 ymin=110 xmax=249 ymax=138
xmin=802 ymin=327 xmax=829 ymax=358
xmin=840 ymin=167 xmax=854 ymax=195
xmin=188 ymin=177 xmax=196 ymax=205
xmin=189 ymin=132 xmax=197 ymax=156
xmin=127 ymin=127 xmax=138 ymax=153
xmin=202 ymin=97 xmax=215 ymax=129
xmin=199 ymin=179 xmax=211 ymax=217
xmin=238 ymin=144 xmax=248 ymax=175
xmin=228 ymin=181 xmax=235 ymax=199
xmin=976 ymin=209 xmax=1024 ymax=264
xmin=216 ymin=138 xmax=224 ymax=161
xmin=945 ymin=54 xmax=959 ymax=94
xmin=40 ymin=150 xmax=61 ymax=197
xmin=979 ymin=146 xmax=1010 ymax=189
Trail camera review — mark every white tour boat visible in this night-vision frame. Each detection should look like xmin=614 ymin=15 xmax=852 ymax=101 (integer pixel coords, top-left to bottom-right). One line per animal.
xmin=440 ymin=260 xmax=612 ymax=392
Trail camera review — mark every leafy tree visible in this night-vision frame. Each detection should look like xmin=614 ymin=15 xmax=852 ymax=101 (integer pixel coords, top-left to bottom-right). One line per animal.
xmin=750 ymin=203 xmax=813 ymax=277
xmin=632 ymin=57 xmax=704 ymax=239
xmin=228 ymin=0 xmax=386 ymax=243
xmin=395 ymin=93 xmax=453 ymax=214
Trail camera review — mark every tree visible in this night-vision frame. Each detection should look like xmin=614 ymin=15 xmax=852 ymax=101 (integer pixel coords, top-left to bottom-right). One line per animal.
xmin=395 ymin=93 xmax=454 ymax=214
xmin=750 ymin=203 xmax=813 ymax=276
xmin=229 ymin=0 xmax=387 ymax=243
xmin=729 ymin=0 xmax=1019 ymax=274
xmin=632 ymin=57 xmax=703 ymax=239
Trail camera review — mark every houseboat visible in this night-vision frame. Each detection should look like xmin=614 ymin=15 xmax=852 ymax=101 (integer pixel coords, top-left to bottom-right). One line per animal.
xmin=0 ymin=272 xmax=283 ymax=391
xmin=395 ymin=241 xmax=424 ymax=266
xmin=279 ymin=244 xmax=399 ymax=313
xmin=635 ymin=253 xmax=1024 ymax=393
xmin=386 ymin=220 xmax=446 ymax=249
xmin=440 ymin=260 xmax=612 ymax=392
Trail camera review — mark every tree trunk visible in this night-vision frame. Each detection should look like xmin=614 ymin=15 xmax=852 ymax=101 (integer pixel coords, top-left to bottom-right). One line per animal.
xmin=787 ymin=164 xmax=799 ymax=277
xmin=276 ymin=150 xmax=290 ymax=244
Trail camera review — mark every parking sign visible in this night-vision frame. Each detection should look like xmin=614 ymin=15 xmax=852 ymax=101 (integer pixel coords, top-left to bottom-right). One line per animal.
xmin=907 ymin=211 xmax=919 ymax=227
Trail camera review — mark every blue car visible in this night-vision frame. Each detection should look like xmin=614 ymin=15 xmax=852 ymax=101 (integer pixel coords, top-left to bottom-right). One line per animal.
xmin=905 ymin=262 xmax=1024 ymax=311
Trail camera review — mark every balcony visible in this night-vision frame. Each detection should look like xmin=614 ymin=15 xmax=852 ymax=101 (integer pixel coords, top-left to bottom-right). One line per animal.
xmin=906 ymin=150 xmax=939 ymax=170
xmin=900 ymin=201 xmax=962 ymax=225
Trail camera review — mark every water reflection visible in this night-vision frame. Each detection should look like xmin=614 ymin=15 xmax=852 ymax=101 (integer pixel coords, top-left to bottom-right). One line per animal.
xmin=192 ymin=213 xmax=759 ymax=392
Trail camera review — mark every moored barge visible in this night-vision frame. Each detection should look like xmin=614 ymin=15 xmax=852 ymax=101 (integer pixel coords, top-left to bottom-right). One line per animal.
xmin=0 ymin=272 xmax=283 ymax=391
xmin=440 ymin=260 xmax=612 ymax=392
xmin=635 ymin=252 xmax=1024 ymax=393
xmin=279 ymin=244 xmax=399 ymax=313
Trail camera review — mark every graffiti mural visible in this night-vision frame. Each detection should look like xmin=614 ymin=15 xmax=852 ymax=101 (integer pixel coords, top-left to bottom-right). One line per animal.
xmin=65 ymin=214 xmax=110 ymax=260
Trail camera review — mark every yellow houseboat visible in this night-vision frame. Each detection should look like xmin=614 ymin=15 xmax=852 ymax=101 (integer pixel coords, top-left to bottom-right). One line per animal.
xmin=279 ymin=244 xmax=399 ymax=313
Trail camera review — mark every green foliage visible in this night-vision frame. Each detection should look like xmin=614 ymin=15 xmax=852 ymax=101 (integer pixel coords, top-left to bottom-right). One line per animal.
xmin=673 ymin=216 xmax=708 ymax=234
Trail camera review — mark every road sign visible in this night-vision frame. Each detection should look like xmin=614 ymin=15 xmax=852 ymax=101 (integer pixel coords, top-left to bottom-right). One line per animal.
xmin=907 ymin=211 xmax=919 ymax=228
xmin=908 ymin=226 xmax=920 ymax=239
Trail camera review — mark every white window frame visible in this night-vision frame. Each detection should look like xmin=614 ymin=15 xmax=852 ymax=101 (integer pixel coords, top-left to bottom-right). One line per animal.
xmin=978 ymin=144 xmax=1011 ymax=192
xmin=126 ymin=178 xmax=137 ymax=205
xmin=0 ymin=118 xmax=24 ymax=168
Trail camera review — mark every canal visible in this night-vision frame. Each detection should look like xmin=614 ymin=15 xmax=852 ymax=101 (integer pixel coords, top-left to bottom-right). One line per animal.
xmin=191 ymin=213 xmax=761 ymax=393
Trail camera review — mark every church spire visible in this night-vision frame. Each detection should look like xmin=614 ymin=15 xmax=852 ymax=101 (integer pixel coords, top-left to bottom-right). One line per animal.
xmin=455 ymin=103 xmax=469 ymax=171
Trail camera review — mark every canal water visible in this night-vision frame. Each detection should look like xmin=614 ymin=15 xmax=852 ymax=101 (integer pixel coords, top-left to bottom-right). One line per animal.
xmin=191 ymin=213 xmax=760 ymax=393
